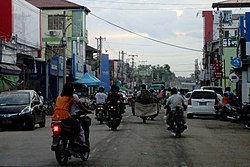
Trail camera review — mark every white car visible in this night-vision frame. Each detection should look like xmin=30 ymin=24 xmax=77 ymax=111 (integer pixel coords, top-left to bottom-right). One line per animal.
xmin=187 ymin=89 xmax=219 ymax=118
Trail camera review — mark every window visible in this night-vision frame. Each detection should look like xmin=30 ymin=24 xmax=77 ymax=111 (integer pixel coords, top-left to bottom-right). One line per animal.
xmin=45 ymin=44 xmax=64 ymax=60
xmin=191 ymin=92 xmax=216 ymax=99
xmin=48 ymin=15 xmax=64 ymax=30
xmin=224 ymin=31 xmax=229 ymax=38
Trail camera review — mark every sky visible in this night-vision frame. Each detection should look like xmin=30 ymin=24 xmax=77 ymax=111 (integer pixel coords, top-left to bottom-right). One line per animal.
xmin=67 ymin=0 xmax=246 ymax=77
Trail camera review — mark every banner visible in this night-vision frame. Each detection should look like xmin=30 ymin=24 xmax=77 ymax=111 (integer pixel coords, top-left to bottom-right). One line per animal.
xmin=100 ymin=54 xmax=110 ymax=93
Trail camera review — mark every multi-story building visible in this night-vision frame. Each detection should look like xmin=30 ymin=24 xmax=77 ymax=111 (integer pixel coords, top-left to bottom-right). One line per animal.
xmin=0 ymin=0 xmax=41 ymax=92
xmin=25 ymin=0 xmax=90 ymax=99
xmin=201 ymin=10 xmax=240 ymax=93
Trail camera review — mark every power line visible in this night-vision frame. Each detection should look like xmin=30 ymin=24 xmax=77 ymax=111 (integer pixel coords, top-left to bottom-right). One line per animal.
xmin=87 ymin=6 xmax=211 ymax=11
xmin=90 ymin=13 xmax=202 ymax=52
xmin=84 ymin=0 xmax=210 ymax=6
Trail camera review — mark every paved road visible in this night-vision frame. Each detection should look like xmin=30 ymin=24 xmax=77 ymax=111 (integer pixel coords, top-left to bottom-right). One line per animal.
xmin=0 ymin=106 xmax=250 ymax=167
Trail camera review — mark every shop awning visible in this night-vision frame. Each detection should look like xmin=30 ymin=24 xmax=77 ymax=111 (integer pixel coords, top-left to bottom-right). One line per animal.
xmin=74 ymin=73 xmax=100 ymax=87
xmin=0 ymin=74 xmax=20 ymax=92
xmin=0 ymin=63 xmax=21 ymax=75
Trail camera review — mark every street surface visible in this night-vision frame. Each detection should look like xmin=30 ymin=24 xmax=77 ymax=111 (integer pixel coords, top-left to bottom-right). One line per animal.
xmin=0 ymin=106 xmax=250 ymax=167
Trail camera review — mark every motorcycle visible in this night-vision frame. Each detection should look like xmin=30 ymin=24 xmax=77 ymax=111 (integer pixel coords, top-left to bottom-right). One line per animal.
xmin=215 ymin=104 xmax=242 ymax=121
xmin=95 ymin=104 xmax=106 ymax=124
xmin=135 ymin=102 xmax=158 ymax=124
xmin=241 ymin=103 xmax=250 ymax=129
xmin=89 ymin=100 xmax=96 ymax=110
xmin=51 ymin=112 xmax=91 ymax=166
xmin=106 ymin=101 xmax=122 ymax=130
xmin=165 ymin=107 xmax=187 ymax=138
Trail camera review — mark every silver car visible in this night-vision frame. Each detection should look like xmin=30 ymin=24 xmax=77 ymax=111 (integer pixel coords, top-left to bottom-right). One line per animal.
xmin=187 ymin=89 xmax=218 ymax=118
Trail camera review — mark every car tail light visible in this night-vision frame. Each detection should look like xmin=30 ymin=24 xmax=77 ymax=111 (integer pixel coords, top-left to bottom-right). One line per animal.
xmin=188 ymin=98 xmax=192 ymax=105
xmin=215 ymin=98 xmax=219 ymax=105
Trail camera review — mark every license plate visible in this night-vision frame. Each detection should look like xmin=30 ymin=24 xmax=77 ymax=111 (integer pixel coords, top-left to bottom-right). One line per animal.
xmin=199 ymin=102 xmax=207 ymax=106
xmin=2 ymin=119 xmax=12 ymax=124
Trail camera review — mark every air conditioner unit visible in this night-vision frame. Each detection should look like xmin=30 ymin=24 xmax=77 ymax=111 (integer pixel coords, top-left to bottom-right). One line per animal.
xmin=49 ymin=31 xmax=57 ymax=36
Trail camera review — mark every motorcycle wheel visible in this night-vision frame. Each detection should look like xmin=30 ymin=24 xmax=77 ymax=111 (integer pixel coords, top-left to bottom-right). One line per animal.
xmin=244 ymin=121 xmax=250 ymax=130
xmin=175 ymin=124 xmax=182 ymax=138
xmin=81 ymin=151 xmax=90 ymax=161
xmin=89 ymin=104 xmax=96 ymax=110
xmin=55 ymin=150 xmax=68 ymax=166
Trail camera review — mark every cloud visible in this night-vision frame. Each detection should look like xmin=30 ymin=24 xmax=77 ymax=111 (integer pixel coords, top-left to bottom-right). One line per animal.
xmin=173 ymin=10 xmax=184 ymax=17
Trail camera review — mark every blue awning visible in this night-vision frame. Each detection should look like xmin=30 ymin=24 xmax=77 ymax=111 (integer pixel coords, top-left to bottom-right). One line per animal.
xmin=74 ymin=73 xmax=100 ymax=87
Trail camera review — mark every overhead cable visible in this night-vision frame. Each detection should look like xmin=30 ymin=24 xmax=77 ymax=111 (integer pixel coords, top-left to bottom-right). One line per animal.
xmin=90 ymin=13 xmax=202 ymax=52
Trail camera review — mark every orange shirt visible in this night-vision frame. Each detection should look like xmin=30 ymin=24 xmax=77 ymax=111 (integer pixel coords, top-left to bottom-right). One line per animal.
xmin=51 ymin=96 xmax=74 ymax=121
xmin=222 ymin=96 xmax=229 ymax=105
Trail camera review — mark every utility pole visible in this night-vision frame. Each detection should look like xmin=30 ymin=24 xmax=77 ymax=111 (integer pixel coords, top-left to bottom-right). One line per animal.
xmin=95 ymin=36 xmax=105 ymax=78
xmin=139 ymin=60 xmax=147 ymax=84
xmin=218 ymin=10 xmax=224 ymax=86
xmin=62 ymin=11 xmax=67 ymax=84
xmin=119 ymin=51 xmax=126 ymax=82
xmin=128 ymin=55 xmax=138 ymax=91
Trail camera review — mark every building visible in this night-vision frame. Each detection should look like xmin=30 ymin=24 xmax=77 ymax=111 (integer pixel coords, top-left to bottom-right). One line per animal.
xmin=201 ymin=10 xmax=241 ymax=94
xmin=0 ymin=0 xmax=41 ymax=92
xmin=25 ymin=0 xmax=90 ymax=99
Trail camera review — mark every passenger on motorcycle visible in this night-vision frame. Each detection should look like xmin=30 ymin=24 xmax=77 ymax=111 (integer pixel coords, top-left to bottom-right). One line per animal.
xmin=95 ymin=86 xmax=108 ymax=117
xmin=165 ymin=87 xmax=185 ymax=130
xmin=52 ymin=83 xmax=91 ymax=147
xmin=136 ymin=84 xmax=156 ymax=104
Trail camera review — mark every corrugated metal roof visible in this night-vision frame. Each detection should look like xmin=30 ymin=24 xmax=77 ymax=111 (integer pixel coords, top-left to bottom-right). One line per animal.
xmin=25 ymin=0 xmax=90 ymax=12
xmin=212 ymin=0 xmax=250 ymax=8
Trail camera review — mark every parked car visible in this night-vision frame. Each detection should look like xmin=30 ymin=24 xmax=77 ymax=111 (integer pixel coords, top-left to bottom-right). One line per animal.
xmin=187 ymin=89 xmax=219 ymax=118
xmin=0 ymin=90 xmax=46 ymax=130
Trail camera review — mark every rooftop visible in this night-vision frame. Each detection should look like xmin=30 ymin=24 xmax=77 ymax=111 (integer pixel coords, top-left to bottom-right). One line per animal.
xmin=25 ymin=0 xmax=90 ymax=12
xmin=212 ymin=0 xmax=250 ymax=9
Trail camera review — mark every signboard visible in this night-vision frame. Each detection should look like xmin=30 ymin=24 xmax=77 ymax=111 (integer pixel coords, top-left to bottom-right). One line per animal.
xmin=214 ymin=72 xmax=223 ymax=78
xmin=229 ymin=73 xmax=239 ymax=83
xmin=100 ymin=54 xmax=110 ymax=93
xmin=230 ymin=57 xmax=241 ymax=68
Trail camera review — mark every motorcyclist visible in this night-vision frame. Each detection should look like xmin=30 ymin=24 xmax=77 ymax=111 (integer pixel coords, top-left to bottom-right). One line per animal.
xmin=52 ymin=83 xmax=91 ymax=147
xmin=107 ymin=85 xmax=122 ymax=117
xmin=165 ymin=87 xmax=185 ymax=130
xmin=136 ymin=84 xmax=151 ymax=104
xmin=223 ymin=87 xmax=238 ymax=106
xmin=95 ymin=86 xmax=108 ymax=117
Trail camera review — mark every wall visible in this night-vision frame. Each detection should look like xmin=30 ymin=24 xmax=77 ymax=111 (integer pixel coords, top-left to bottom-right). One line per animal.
xmin=13 ymin=0 xmax=40 ymax=49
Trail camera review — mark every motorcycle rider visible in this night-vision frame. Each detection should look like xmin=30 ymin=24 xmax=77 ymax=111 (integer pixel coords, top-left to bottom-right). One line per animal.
xmin=165 ymin=87 xmax=185 ymax=130
xmin=136 ymin=84 xmax=151 ymax=104
xmin=95 ymin=86 xmax=108 ymax=117
xmin=52 ymin=83 xmax=91 ymax=147
xmin=107 ymin=85 xmax=122 ymax=118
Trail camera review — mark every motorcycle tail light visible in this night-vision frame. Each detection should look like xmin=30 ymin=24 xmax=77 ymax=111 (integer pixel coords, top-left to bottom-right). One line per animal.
xmin=52 ymin=125 xmax=61 ymax=134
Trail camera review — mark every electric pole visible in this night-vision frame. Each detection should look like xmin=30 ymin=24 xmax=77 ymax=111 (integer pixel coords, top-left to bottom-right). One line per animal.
xmin=128 ymin=54 xmax=138 ymax=91
xmin=96 ymin=36 xmax=105 ymax=78
xmin=219 ymin=10 xmax=224 ymax=86
xmin=62 ymin=11 xmax=67 ymax=84
xmin=119 ymin=51 xmax=126 ymax=81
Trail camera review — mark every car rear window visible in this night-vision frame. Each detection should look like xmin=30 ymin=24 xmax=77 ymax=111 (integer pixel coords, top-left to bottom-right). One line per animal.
xmin=191 ymin=91 xmax=216 ymax=99
xmin=202 ymin=87 xmax=223 ymax=96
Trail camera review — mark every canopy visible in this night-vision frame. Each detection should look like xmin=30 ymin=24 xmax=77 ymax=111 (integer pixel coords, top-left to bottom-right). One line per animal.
xmin=74 ymin=73 xmax=100 ymax=87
